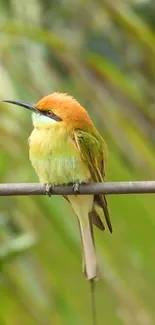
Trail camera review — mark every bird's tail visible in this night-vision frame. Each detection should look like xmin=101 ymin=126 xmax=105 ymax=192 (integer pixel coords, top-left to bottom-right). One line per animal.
xmin=68 ymin=195 xmax=98 ymax=280
xmin=78 ymin=214 xmax=98 ymax=280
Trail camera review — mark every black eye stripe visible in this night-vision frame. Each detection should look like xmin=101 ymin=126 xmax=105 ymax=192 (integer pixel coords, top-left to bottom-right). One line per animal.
xmin=39 ymin=110 xmax=62 ymax=121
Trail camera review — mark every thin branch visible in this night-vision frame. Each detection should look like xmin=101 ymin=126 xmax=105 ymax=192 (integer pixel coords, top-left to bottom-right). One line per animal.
xmin=0 ymin=181 xmax=155 ymax=196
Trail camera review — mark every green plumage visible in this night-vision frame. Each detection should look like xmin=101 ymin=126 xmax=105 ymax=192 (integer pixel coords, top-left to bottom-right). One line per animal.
xmin=73 ymin=130 xmax=112 ymax=233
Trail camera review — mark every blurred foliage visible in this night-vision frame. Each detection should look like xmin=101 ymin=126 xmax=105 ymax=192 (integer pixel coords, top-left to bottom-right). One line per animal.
xmin=0 ymin=0 xmax=155 ymax=324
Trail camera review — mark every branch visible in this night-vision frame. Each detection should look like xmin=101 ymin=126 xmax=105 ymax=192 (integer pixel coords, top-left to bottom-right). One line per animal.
xmin=0 ymin=181 xmax=155 ymax=196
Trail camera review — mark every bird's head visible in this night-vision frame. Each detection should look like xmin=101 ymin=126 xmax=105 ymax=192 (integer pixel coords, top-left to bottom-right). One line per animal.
xmin=1 ymin=93 xmax=94 ymax=131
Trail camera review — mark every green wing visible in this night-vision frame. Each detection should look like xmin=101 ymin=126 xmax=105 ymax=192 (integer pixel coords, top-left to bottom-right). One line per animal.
xmin=73 ymin=129 xmax=112 ymax=233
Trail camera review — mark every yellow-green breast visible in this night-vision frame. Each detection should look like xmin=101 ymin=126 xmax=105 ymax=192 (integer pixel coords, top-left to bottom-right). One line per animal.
xmin=29 ymin=125 xmax=91 ymax=185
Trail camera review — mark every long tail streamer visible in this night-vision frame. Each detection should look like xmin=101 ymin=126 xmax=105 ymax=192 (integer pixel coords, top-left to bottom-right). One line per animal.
xmin=90 ymin=279 xmax=97 ymax=325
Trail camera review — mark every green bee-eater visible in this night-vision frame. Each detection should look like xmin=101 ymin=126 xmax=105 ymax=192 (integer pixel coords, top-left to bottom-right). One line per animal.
xmin=2 ymin=92 xmax=112 ymax=281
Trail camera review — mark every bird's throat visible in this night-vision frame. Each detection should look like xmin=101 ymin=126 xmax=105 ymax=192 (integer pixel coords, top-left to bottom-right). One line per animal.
xmin=32 ymin=112 xmax=58 ymax=128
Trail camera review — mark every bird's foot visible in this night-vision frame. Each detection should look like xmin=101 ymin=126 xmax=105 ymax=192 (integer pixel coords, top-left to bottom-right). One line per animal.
xmin=45 ymin=183 xmax=53 ymax=197
xmin=72 ymin=182 xmax=80 ymax=195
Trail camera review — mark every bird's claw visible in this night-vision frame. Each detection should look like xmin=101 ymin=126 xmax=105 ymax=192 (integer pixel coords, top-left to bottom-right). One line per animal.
xmin=45 ymin=183 xmax=53 ymax=197
xmin=72 ymin=182 xmax=80 ymax=194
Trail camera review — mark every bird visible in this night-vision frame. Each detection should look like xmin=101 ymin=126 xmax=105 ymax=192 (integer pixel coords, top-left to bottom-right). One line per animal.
xmin=2 ymin=93 xmax=112 ymax=281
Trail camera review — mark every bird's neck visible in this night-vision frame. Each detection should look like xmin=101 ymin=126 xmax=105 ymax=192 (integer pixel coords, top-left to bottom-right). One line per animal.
xmin=35 ymin=123 xmax=69 ymax=139
xmin=29 ymin=123 xmax=71 ymax=157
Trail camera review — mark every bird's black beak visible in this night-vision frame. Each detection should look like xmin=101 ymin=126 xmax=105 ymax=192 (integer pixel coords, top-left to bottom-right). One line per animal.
xmin=1 ymin=100 xmax=37 ymax=113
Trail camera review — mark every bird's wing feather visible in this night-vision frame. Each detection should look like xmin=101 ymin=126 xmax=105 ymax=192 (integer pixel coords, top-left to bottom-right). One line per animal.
xmin=73 ymin=129 xmax=112 ymax=233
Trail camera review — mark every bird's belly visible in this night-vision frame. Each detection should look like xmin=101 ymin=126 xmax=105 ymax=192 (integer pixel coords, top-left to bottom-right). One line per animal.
xmin=30 ymin=155 xmax=90 ymax=185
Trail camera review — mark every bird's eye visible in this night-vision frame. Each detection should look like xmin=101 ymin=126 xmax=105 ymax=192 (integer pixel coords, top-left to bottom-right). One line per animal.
xmin=46 ymin=110 xmax=53 ymax=117
xmin=45 ymin=109 xmax=62 ymax=122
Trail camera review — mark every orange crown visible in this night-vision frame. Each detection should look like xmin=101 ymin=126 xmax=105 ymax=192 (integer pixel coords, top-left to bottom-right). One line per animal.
xmin=36 ymin=92 xmax=94 ymax=130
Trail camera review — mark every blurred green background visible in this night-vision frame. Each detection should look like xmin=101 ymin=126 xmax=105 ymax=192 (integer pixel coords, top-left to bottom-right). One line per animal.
xmin=1 ymin=0 xmax=155 ymax=324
